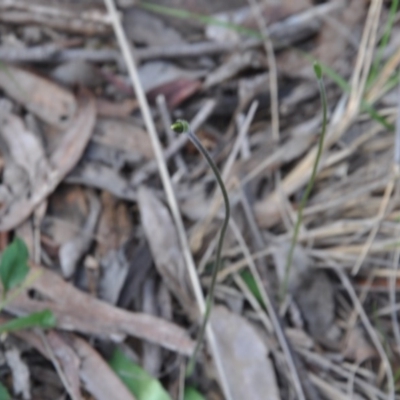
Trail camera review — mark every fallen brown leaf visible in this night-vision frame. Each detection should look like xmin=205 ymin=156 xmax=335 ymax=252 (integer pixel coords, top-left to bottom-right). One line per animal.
xmin=59 ymin=190 xmax=101 ymax=278
xmin=138 ymin=186 xmax=196 ymax=317
xmin=5 ymin=264 xmax=194 ymax=355
xmin=9 ymin=326 xmax=136 ymax=400
xmin=210 ymin=306 xmax=280 ymax=400
xmin=0 ymin=64 xmax=77 ymax=128
xmin=0 ymin=90 xmax=96 ymax=231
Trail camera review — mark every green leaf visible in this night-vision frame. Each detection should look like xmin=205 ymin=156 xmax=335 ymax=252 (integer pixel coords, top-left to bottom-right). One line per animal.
xmin=0 ymin=310 xmax=56 ymax=335
xmin=0 ymin=382 xmax=11 ymax=400
xmin=0 ymin=237 xmax=29 ymax=295
xmin=109 ymin=348 xmax=172 ymax=400
xmin=240 ymin=270 xmax=265 ymax=308
xmin=184 ymin=386 xmax=206 ymax=400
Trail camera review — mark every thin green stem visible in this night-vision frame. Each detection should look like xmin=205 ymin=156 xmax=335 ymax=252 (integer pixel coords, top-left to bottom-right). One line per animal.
xmin=171 ymin=121 xmax=230 ymax=376
xmin=280 ymin=68 xmax=328 ymax=300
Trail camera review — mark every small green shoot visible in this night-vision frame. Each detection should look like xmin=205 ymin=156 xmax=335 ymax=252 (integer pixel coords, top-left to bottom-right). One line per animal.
xmin=0 ymin=237 xmax=29 ymax=297
xmin=171 ymin=120 xmax=230 ymax=376
xmin=394 ymin=367 xmax=400 ymax=384
xmin=109 ymin=348 xmax=172 ymax=400
xmin=0 ymin=310 xmax=56 ymax=335
xmin=240 ymin=270 xmax=265 ymax=308
xmin=184 ymin=386 xmax=206 ymax=400
xmin=280 ymin=62 xmax=328 ymax=300
xmin=0 ymin=382 xmax=11 ymax=400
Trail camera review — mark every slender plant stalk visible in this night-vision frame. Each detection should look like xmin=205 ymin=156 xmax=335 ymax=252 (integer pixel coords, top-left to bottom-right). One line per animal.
xmin=280 ymin=63 xmax=328 ymax=300
xmin=171 ymin=120 xmax=230 ymax=376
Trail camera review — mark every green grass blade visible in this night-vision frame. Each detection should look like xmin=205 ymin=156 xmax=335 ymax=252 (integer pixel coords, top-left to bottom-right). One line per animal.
xmin=0 ymin=310 xmax=56 ymax=335
xmin=140 ymin=1 xmax=261 ymax=38
xmin=0 ymin=382 xmax=11 ymax=400
xmin=109 ymin=348 xmax=172 ymax=400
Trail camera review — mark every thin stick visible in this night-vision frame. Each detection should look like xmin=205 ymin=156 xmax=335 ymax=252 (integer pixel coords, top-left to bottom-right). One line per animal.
xmin=38 ymin=331 xmax=81 ymax=400
xmin=351 ymin=176 xmax=395 ymax=275
xmin=171 ymin=120 xmax=230 ymax=377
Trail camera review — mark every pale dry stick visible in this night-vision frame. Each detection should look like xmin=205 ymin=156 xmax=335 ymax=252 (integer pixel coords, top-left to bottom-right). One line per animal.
xmin=366 ymin=46 xmax=400 ymax=103
xmin=278 ymin=219 xmax=376 ymax=243
xmin=302 ymin=177 xmax=391 ymax=218
xmin=38 ymin=331 xmax=81 ymax=400
xmin=372 ymin=267 xmax=400 ymax=280
xmin=377 ymin=301 xmax=400 ymax=317
xmin=102 ymin=2 xmax=232 ymax=398
xmin=236 ymin=114 xmax=250 ymax=159
xmin=275 ymin=169 xmax=297 ymax=232
xmin=247 ymin=0 xmax=280 ymax=141
xmin=217 ymin=246 xmax=274 ymax=282
xmin=229 ymin=218 xmax=307 ymax=400
xmin=190 ymin=101 xmax=258 ymax=252
xmin=313 ymin=237 xmax=400 ymax=259
xmin=334 ymin=266 xmax=394 ymax=400
xmin=347 ymin=0 xmax=382 ymax=115
xmin=178 ymin=363 xmax=185 ymax=400
xmin=222 ymin=102 xmax=259 ymax=181
xmin=351 ymin=175 xmax=395 ymax=275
